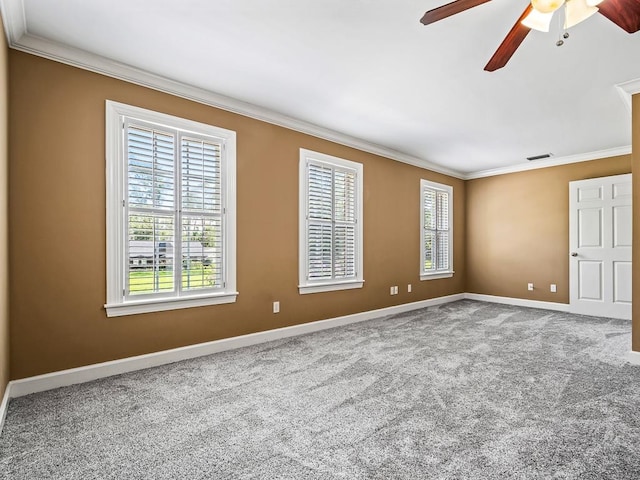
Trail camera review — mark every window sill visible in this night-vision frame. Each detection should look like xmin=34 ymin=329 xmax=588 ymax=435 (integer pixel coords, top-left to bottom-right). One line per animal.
xmin=420 ymin=271 xmax=454 ymax=281
xmin=299 ymin=280 xmax=364 ymax=295
xmin=105 ymin=292 xmax=238 ymax=317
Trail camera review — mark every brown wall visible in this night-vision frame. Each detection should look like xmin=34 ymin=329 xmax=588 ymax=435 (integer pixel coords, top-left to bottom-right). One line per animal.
xmin=8 ymin=47 xmax=635 ymax=377
xmin=0 ymin=18 xmax=8 ymax=400
xmin=633 ymin=93 xmax=640 ymax=351
xmin=466 ymin=156 xmax=632 ymax=303
xmin=8 ymin=51 xmax=465 ymax=379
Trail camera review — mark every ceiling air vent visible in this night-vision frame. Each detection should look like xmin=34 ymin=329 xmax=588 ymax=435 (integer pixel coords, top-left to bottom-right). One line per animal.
xmin=526 ymin=153 xmax=553 ymax=161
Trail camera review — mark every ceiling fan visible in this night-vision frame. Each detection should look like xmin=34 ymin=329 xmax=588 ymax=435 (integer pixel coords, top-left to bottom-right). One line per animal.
xmin=420 ymin=0 xmax=640 ymax=71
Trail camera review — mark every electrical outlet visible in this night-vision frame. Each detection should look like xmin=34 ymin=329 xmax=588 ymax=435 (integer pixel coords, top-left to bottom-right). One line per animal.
xmin=394 ymin=286 xmax=399 ymax=295
xmin=550 ymin=284 xmax=557 ymax=293
xmin=407 ymin=284 xmax=412 ymax=293
xmin=273 ymin=301 xmax=280 ymax=313
xmin=390 ymin=286 xmax=394 ymax=295
xmin=527 ymin=283 xmax=534 ymax=291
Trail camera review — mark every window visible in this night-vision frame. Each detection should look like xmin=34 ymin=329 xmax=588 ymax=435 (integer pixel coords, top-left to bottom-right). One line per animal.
xmin=105 ymin=101 xmax=237 ymax=316
xmin=299 ymin=149 xmax=363 ymax=294
xmin=421 ymin=179 xmax=453 ymax=280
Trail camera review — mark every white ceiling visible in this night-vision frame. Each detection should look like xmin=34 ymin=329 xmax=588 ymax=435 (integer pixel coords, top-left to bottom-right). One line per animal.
xmin=2 ymin=0 xmax=640 ymax=177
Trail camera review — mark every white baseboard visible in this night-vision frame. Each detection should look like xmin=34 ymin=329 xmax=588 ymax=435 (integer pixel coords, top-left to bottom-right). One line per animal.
xmin=464 ymin=293 xmax=570 ymax=312
xmin=3 ymin=292 xmax=615 ymax=401
xmin=627 ymin=351 xmax=640 ymax=365
xmin=2 ymin=291 xmax=636 ymax=437
xmin=9 ymin=293 xmax=465 ymax=398
xmin=0 ymin=382 xmax=10 ymax=435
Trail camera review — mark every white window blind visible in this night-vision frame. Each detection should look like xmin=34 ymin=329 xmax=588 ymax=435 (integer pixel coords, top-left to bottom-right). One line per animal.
xmin=180 ymin=136 xmax=223 ymax=290
xmin=126 ymin=122 xmax=177 ymax=295
xmin=299 ymin=150 xmax=363 ymax=294
xmin=106 ymin=101 xmax=237 ymax=317
xmin=421 ymin=179 xmax=453 ymax=280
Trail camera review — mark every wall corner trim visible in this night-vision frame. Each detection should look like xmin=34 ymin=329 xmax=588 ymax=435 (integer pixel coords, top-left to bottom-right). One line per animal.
xmin=616 ymin=78 xmax=640 ymax=114
xmin=463 ymin=293 xmax=571 ymax=312
xmin=8 ymin=293 xmax=465 ymax=398
xmin=0 ymin=0 xmax=26 ymax=45
xmin=626 ymin=351 xmax=640 ymax=365
xmin=0 ymin=381 xmax=11 ymax=435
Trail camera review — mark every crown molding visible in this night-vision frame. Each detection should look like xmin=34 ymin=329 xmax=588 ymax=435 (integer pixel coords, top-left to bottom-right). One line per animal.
xmin=0 ymin=0 xmax=25 ymax=44
xmin=0 ymin=0 xmax=464 ymax=180
xmin=463 ymin=146 xmax=632 ymax=180
xmin=616 ymin=78 xmax=640 ymax=115
xmin=1 ymin=0 xmax=636 ymax=182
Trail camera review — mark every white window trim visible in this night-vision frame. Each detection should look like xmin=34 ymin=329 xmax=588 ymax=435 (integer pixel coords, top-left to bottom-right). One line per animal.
xmin=420 ymin=179 xmax=454 ymax=281
xmin=299 ymin=149 xmax=364 ymax=294
xmin=105 ymin=101 xmax=237 ymax=317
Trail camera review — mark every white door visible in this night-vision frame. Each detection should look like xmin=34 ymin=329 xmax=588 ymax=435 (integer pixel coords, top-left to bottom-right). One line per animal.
xmin=569 ymin=174 xmax=632 ymax=320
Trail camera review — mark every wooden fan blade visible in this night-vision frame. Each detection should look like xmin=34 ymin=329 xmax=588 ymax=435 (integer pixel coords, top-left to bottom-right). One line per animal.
xmin=420 ymin=0 xmax=491 ymax=25
xmin=484 ymin=5 xmax=533 ymax=72
xmin=598 ymin=0 xmax=640 ymax=33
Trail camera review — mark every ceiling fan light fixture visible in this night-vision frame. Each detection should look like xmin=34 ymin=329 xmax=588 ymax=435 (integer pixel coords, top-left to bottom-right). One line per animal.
xmin=421 ymin=0 xmax=640 ymax=72
xmin=564 ymin=0 xmax=599 ymax=28
xmin=521 ymin=9 xmax=555 ymax=32
xmin=531 ymin=0 xmax=565 ymax=14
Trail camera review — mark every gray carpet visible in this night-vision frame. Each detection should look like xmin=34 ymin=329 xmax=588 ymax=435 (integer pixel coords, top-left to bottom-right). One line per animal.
xmin=1 ymin=300 xmax=640 ymax=479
